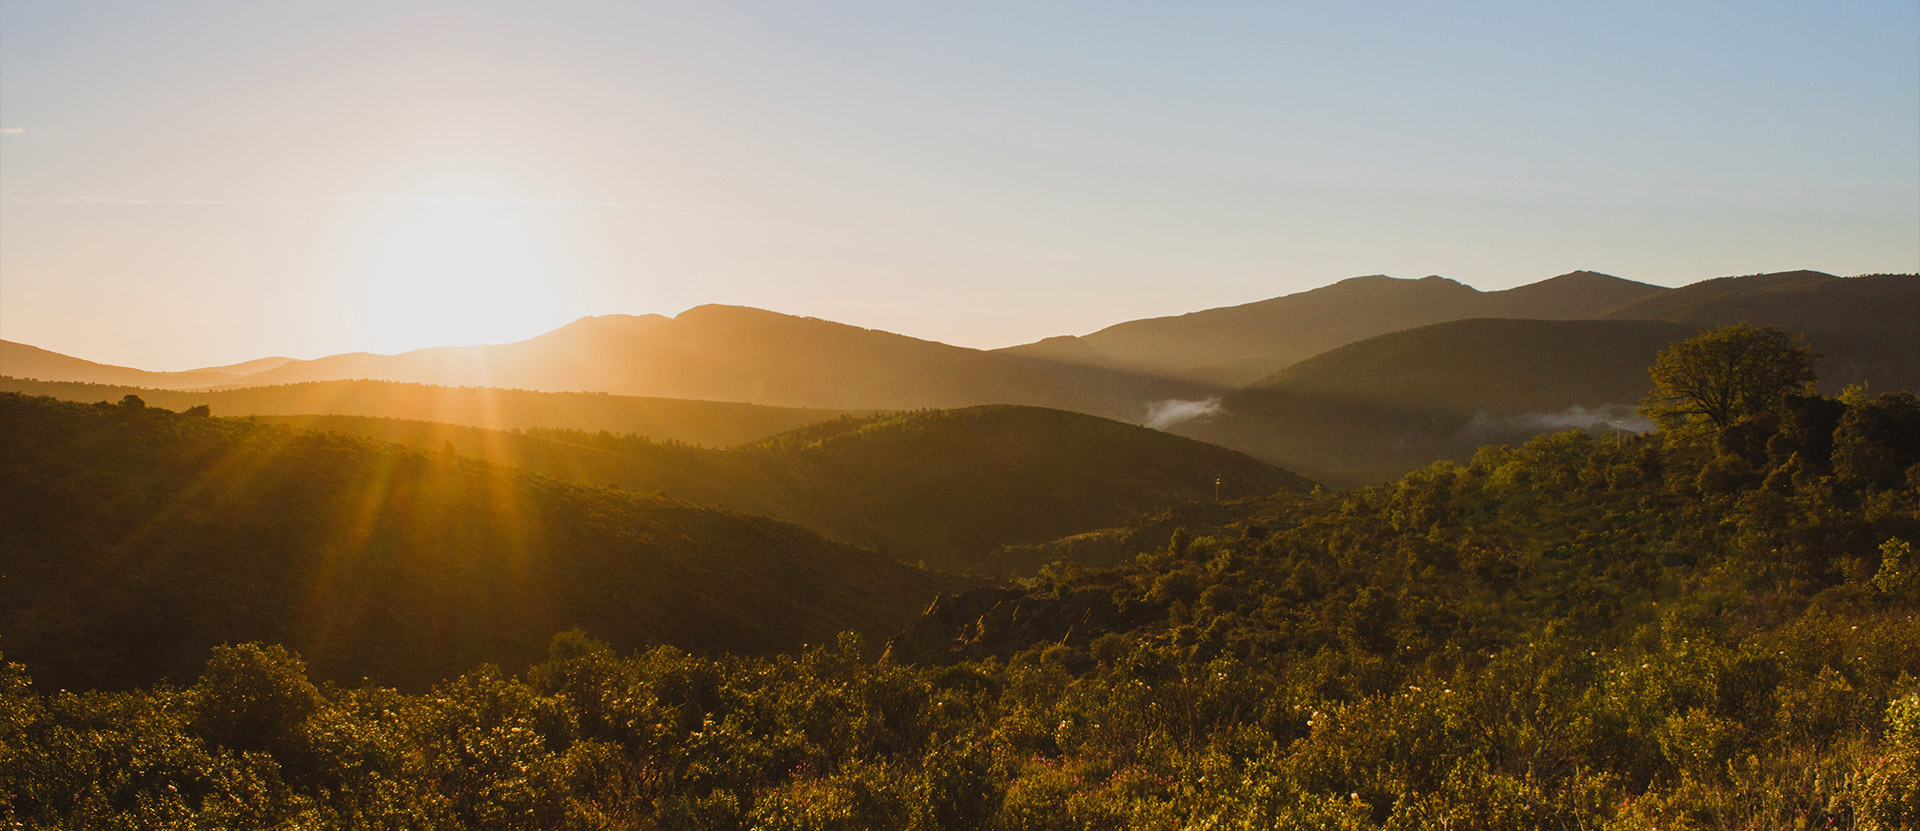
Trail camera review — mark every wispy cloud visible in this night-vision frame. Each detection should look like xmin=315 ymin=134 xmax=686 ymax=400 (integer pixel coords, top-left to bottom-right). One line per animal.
xmin=317 ymin=194 xmax=731 ymax=211
xmin=0 ymin=127 xmax=23 ymax=135
xmin=2 ymin=196 xmax=281 ymax=206
xmin=3 ymin=193 xmax=897 ymax=215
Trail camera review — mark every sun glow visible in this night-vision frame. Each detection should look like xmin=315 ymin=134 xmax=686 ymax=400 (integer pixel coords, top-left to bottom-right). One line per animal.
xmin=343 ymin=179 xmax=578 ymax=354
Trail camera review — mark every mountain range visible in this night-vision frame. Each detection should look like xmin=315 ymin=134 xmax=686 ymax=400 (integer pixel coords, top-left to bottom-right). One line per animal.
xmin=188 ymin=305 xmax=1217 ymax=421
xmin=5 ymin=269 xmax=1914 ymax=483
xmin=999 ymin=269 xmax=1670 ymax=385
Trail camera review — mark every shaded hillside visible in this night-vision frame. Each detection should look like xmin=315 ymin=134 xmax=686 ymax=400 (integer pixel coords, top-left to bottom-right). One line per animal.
xmin=1001 ymin=271 xmax=1667 ymax=385
xmin=0 ymin=341 xmax=291 ymax=388
xmin=1164 ymin=293 xmax=1919 ymax=486
xmin=0 ymin=394 xmax=966 ymax=690
xmin=1598 ymin=269 xmax=1841 ymax=320
xmin=1144 ymin=319 xmax=1685 ymax=485
xmin=1252 ymin=318 xmax=1692 ymax=415
xmin=230 ymin=306 xmax=1218 ymax=420
xmin=248 ymin=406 xmax=1309 ymax=575
xmin=0 ymin=377 xmax=862 ymax=448
xmin=735 ymin=407 xmax=1310 ymax=570
xmin=1165 ymin=388 xmax=1484 ymax=487
xmin=1600 ymin=272 xmax=1920 ymax=393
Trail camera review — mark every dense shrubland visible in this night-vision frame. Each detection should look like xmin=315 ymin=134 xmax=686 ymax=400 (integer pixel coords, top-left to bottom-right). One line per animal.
xmin=5 ymin=367 xmax=1920 ymax=828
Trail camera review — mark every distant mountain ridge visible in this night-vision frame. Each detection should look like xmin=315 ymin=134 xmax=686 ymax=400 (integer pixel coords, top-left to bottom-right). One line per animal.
xmin=0 ymin=340 xmax=292 ymax=389
xmin=998 ymin=270 xmax=1669 ymax=385
xmin=219 ymin=305 xmax=1219 ymax=421
xmin=7 ymin=270 xmax=1912 ymax=471
xmin=1598 ymin=272 xmax=1920 ymax=394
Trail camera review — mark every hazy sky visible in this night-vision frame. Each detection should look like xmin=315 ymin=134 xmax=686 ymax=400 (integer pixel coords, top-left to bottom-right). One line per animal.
xmin=3 ymin=1 xmax=1917 ymax=369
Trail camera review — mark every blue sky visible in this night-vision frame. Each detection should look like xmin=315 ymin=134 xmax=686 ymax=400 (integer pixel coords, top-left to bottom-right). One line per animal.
xmin=3 ymin=1 xmax=1916 ymax=367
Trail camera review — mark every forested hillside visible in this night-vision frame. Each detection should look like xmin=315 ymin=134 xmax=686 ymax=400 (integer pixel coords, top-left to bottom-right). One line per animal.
xmin=1161 ymin=319 xmax=1684 ymax=485
xmin=0 ymin=394 xmax=966 ymax=691
xmin=247 ymin=406 xmax=1306 ymax=575
xmin=6 ymin=376 xmax=1917 ymax=828
xmin=729 ymin=407 xmax=1308 ymax=570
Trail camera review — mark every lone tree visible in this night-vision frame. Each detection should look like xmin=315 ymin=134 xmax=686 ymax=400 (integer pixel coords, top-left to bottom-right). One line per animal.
xmin=1642 ymin=323 xmax=1817 ymax=430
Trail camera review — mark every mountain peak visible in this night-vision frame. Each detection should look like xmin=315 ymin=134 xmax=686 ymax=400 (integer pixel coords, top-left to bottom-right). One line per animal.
xmin=1314 ymin=273 xmax=1476 ymax=299
xmin=538 ymin=314 xmax=672 ymax=341
xmin=1547 ymin=269 xmax=1619 ymax=281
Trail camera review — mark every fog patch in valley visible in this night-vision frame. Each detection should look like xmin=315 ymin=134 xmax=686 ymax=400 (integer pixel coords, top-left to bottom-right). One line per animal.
xmin=1144 ymin=397 xmax=1223 ymax=430
xmin=1461 ymin=405 xmax=1654 ymax=440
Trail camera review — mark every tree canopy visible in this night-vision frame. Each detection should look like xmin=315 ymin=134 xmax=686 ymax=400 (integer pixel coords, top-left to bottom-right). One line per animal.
xmin=1641 ymin=323 xmax=1816 ymax=430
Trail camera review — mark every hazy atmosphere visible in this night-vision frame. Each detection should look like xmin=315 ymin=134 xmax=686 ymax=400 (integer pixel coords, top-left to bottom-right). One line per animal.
xmin=3 ymin=1 xmax=1916 ymax=368
xmin=7 ymin=4 xmax=1920 ymax=828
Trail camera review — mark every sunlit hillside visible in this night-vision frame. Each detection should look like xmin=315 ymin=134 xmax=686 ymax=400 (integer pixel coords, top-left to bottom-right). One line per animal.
xmin=225 ymin=306 xmax=1218 ymax=419
xmin=245 ymin=405 xmax=1308 ymax=575
xmin=0 ymin=377 xmax=864 ymax=448
xmin=0 ymin=393 xmax=969 ymax=690
xmin=0 ymin=340 xmax=293 ymax=389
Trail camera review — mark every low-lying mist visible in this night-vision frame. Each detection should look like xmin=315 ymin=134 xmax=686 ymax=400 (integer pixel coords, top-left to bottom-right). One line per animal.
xmin=1144 ymin=397 xmax=1223 ymax=429
xmin=1461 ymin=405 xmax=1653 ymax=440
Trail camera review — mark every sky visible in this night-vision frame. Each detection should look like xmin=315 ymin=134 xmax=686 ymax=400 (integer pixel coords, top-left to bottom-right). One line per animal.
xmin=2 ymin=0 xmax=1917 ymax=370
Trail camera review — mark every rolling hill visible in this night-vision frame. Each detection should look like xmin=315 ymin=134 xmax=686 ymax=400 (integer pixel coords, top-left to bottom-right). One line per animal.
xmin=0 ymin=377 xmax=864 ymax=448
xmin=1249 ymin=318 xmax=1693 ymax=416
xmin=0 ymin=393 xmax=971 ymax=690
xmin=227 ymin=305 xmax=1219 ymax=420
xmin=0 ymin=340 xmax=292 ymax=388
xmin=246 ymin=405 xmax=1310 ymax=575
xmin=716 ymin=407 xmax=1309 ymax=569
